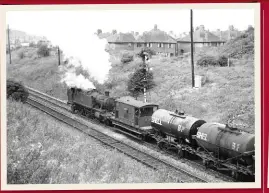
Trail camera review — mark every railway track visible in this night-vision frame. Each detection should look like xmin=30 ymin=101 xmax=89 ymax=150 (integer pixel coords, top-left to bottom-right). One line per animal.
xmin=26 ymin=87 xmax=236 ymax=182
xmin=26 ymin=90 xmax=209 ymax=183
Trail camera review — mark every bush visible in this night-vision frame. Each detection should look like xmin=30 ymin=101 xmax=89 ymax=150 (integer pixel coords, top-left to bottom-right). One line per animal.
xmin=217 ymin=55 xmax=229 ymax=67
xmin=137 ymin=48 xmax=156 ymax=58
xmin=29 ymin=42 xmax=35 ymax=47
xmin=7 ymin=79 xmax=29 ymax=103
xmin=37 ymin=45 xmax=50 ymax=57
xmin=127 ymin=68 xmax=155 ymax=98
xmin=18 ymin=51 xmax=25 ymax=59
xmin=121 ymin=52 xmax=134 ymax=64
xmin=197 ymin=56 xmax=218 ymax=67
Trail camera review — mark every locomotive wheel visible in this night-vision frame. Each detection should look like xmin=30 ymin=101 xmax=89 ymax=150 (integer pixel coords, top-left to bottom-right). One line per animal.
xmin=71 ymin=105 xmax=76 ymax=114
xmin=140 ymin=134 xmax=147 ymax=141
xmin=157 ymin=141 xmax=166 ymax=150
xmin=177 ymin=149 xmax=185 ymax=159
xmin=104 ymin=119 xmax=111 ymax=126
xmin=203 ymin=160 xmax=210 ymax=168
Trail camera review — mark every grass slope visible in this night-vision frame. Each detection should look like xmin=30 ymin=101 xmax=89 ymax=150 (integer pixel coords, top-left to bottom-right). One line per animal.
xmin=7 ymin=100 xmax=179 ymax=184
xmin=7 ymin=47 xmax=68 ymax=100
xmin=108 ymin=55 xmax=254 ymax=132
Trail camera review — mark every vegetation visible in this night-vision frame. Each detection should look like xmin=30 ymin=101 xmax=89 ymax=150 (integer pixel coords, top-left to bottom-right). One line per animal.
xmin=7 ymin=47 xmax=67 ymax=100
xmin=7 ymin=79 xmax=29 ymax=103
xmin=127 ymin=68 xmax=155 ymax=98
xmin=121 ymin=52 xmax=134 ymax=64
xmin=18 ymin=50 xmax=25 ymax=59
xmin=137 ymin=48 xmax=156 ymax=58
xmin=220 ymin=29 xmax=254 ymax=59
xmin=196 ymin=56 xmax=218 ymax=67
xmin=197 ymin=55 xmax=228 ymax=67
xmin=7 ymin=100 xmax=179 ymax=184
xmin=37 ymin=44 xmax=50 ymax=57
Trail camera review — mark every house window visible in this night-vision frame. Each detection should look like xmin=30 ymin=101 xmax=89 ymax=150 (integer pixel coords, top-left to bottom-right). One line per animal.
xmin=147 ymin=43 xmax=153 ymax=48
xmin=128 ymin=43 xmax=132 ymax=47
xmin=124 ymin=108 xmax=129 ymax=119
xmin=158 ymin=43 xmax=164 ymax=48
xmin=137 ymin=43 xmax=142 ymax=47
xmin=168 ymin=44 xmax=173 ymax=48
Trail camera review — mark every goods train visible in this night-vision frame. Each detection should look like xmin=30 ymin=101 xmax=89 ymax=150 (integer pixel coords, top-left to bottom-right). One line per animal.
xmin=67 ymin=87 xmax=255 ymax=181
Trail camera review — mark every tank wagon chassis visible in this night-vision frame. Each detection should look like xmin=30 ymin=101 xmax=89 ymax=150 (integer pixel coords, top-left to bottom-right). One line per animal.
xmin=67 ymin=87 xmax=255 ymax=182
xmin=152 ymin=134 xmax=254 ymax=181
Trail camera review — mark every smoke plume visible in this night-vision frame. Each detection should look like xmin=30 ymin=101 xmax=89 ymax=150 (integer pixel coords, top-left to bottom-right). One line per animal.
xmin=45 ymin=19 xmax=112 ymax=90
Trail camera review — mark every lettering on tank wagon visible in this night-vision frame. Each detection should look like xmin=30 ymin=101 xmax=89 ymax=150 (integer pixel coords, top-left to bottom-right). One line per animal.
xmin=177 ymin=125 xmax=185 ymax=132
xmin=151 ymin=117 xmax=162 ymax=125
xmin=232 ymin=142 xmax=241 ymax=151
xmin=196 ymin=131 xmax=207 ymax=141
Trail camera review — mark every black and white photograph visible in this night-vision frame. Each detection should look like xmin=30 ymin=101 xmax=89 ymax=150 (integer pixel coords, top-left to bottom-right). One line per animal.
xmin=0 ymin=3 xmax=261 ymax=190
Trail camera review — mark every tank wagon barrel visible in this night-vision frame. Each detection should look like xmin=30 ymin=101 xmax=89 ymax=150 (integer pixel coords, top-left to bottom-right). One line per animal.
xmin=194 ymin=122 xmax=255 ymax=166
xmin=151 ymin=109 xmax=206 ymax=146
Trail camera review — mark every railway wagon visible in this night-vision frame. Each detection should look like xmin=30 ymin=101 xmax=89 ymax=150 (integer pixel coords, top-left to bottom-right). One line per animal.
xmin=151 ymin=109 xmax=206 ymax=146
xmin=111 ymin=96 xmax=159 ymax=139
xmin=194 ymin=122 xmax=255 ymax=179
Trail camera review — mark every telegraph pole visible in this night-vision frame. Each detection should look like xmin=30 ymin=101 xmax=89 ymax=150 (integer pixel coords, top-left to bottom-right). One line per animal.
xmin=190 ymin=9 xmax=195 ymax=88
xmin=7 ymin=25 xmax=11 ymax=64
xmin=58 ymin=46 xmax=61 ymax=66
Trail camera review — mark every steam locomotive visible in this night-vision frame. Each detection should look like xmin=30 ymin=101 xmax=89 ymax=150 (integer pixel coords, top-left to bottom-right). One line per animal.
xmin=67 ymin=87 xmax=255 ymax=181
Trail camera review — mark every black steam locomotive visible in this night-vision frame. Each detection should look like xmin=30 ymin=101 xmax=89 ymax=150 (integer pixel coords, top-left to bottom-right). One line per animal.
xmin=67 ymin=87 xmax=255 ymax=181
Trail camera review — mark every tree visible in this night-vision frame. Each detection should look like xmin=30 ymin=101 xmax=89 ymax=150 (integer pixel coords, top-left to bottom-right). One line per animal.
xmin=97 ymin=29 xmax=102 ymax=35
xmin=37 ymin=44 xmax=50 ymax=57
xmin=127 ymin=68 xmax=155 ymax=98
xmin=112 ymin=29 xmax=117 ymax=35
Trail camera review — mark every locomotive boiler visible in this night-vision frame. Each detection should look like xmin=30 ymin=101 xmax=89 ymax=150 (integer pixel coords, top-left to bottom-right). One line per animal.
xmin=151 ymin=109 xmax=206 ymax=146
xmin=67 ymin=87 xmax=115 ymax=112
xmin=67 ymin=87 xmax=115 ymax=124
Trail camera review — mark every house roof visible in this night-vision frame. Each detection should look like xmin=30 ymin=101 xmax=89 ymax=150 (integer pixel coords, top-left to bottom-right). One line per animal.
xmin=136 ymin=25 xmax=176 ymax=43
xmin=106 ymin=33 xmax=136 ymax=43
xmin=98 ymin=32 xmax=111 ymax=39
xmin=215 ymin=30 xmax=242 ymax=41
xmin=177 ymin=26 xmax=225 ymax=43
xmin=116 ymin=96 xmax=158 ymax=108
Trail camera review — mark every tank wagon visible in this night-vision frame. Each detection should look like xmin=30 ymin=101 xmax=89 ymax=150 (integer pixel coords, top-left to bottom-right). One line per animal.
xmin=150 ymin=110 xmax=255 ymax=181
xmin=194 ymin=122 xmax=255 ymax=180
xmin=66 ymin=87 xmax=255 ymax=181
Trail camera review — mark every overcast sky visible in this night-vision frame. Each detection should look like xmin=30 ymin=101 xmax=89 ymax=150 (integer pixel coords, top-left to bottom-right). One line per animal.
xmin=6 ymin=8 xmax=255 ymax=37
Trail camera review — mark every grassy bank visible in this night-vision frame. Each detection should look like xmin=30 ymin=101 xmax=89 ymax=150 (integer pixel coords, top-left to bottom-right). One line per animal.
xmin=7 ymin=47 xmax=68 ymax=100
xmin=7 ymin=100 xmax=180 ymax=184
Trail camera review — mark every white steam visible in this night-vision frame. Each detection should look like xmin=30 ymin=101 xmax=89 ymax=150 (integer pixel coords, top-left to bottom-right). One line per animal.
xmin=42 ymin=14 xmax=112 ymax=90
xmin=61 ymin=71 xmax=96 ymax=90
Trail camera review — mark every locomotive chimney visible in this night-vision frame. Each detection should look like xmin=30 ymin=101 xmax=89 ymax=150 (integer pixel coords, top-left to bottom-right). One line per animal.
xmin=105 ymin=91 xmax=110 ymax=96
